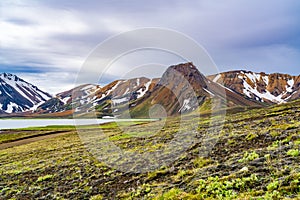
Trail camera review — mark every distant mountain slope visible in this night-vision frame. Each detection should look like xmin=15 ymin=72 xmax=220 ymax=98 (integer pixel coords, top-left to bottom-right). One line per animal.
xmin=208 ymin=71 xmax=300 ymax=104
xmin=36 ymin=77 xmax=159 ymax=117
xmin=33 ymin=84 xmax=100 ymax=113
xmin=0 ymin=73 xmax=52 ymax=113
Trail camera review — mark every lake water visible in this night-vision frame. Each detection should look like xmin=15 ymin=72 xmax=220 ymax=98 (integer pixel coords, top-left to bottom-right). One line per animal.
xmin=0 ymin=118 xmax=158 ymax=130
xmin=0 ymin=119 xmax=118 ymax=130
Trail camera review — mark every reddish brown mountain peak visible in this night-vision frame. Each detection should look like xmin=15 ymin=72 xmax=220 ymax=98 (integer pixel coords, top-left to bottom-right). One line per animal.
xmin=259 ymin=72 xmax=267 ymax=76
xmin=165 ymin=62 xmax=203 ymax=78
xmin=169 ymin=62 xmax=195 ymax=70
xmin=160 ymin=62 xmax=207 ymax=89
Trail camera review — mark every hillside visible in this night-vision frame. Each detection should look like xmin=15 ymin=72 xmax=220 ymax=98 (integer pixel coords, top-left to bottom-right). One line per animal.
xmin=0 ymin=99 xmax=299 ymax=199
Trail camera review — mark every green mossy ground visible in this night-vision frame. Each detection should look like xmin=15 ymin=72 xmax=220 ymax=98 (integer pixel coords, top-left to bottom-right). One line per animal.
xmin=0 ymin=125 xmax=76 ymax=144
xmin=0 ymin=100 xmax=300 ymax=199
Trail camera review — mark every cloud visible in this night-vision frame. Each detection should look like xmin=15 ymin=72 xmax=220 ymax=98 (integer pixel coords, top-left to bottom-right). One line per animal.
xmin=212 ymin=44 xmax=300 ymax=75
xmin=0 ymin=0 xmax=300 ymax=93
xmin=18 ymin=72 xmax=78 ymax=95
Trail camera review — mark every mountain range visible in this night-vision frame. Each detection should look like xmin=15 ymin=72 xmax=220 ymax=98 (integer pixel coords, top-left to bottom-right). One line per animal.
xmin=0 ymin=62 xmax=299 ymax=117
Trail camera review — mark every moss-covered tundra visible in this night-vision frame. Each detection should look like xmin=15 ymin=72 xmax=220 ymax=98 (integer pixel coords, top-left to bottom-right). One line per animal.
xmin=0 ymin=100 xmax=300 ymax=199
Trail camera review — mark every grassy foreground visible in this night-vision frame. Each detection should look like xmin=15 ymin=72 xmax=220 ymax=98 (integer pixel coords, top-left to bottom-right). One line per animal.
xmin=0 ymin=100 xmax=300 ymax=199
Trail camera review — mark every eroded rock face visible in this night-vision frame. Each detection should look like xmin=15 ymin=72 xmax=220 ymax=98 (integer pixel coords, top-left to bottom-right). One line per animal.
xmin=158 ymin=62 xmax=208 ymax=91
xmin=209 ymin=70 xmax=300 ymax=104
xmin=150 ymin=62 xmax=209 ymax=115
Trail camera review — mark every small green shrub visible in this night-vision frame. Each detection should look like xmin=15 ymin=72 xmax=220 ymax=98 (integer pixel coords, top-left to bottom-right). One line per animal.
xmin=196 ymin=176 xmax=236 ymax=199
xmin=246 ymin=133 xmax=258 ymax=141
xmin=239 ymin=151 xmax=259 ymax=163
xmin=195 ymin=175 xmax=258 ymax=199
xmin=193 ymin=157 xmax=211 ymax=168
xmin=294 ymin=140 xmax=300 ymax=146
xmin=270 ymin=130 xmax=280 ymax=137
xmin=157 ymin=188 xmax=187 ymax=200
xmin=287 ymin=149 xmax=299 ymax=157
xmin=37 ymin=174 xmax=54 ymax=182
xmin=267 ymin=180 xmax=279 ymax=191
xmin=264 ymin=190 xmax=281 ymax=200
xmin=227 ymin=139 xmax=236 ymax=145
xmin=173 ymin=170 xmax=188 ymax=182
xmin=90 ymin=194 xmax=103 ymax=200
xmin=281 ymin=138 xmax=290 ymax=144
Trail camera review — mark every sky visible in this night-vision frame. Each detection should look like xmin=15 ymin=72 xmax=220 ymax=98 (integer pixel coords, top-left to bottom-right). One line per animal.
xmin=1 ymin=0 xmax=300 ymax=94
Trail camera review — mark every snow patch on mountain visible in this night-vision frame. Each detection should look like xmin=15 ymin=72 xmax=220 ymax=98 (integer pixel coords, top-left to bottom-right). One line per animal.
xmin=238 ymin=72 xmax=296 ymax=104
xmin=244 ymin=72 xmax=261 ymax=83
xmin=262 ymin=76 xmax=269 ymax=85
xmin=30 ymin=101 xmax=45 ymax=111
xmin=105 ymin=81 xmax=121 ymax=97
xmin=112 ymin=97 xmax=128 ymax=105
xmin=179 ymin=99 xmax=191 ymax=112
xmin=137 ymin=80 xmax=152 ymax=99
xmin=80 ymin=84 xmax=97 ymax=91
xmin=212 ymin=74 xmax=221 ymax=82
xmin=203 ymin=88 xmax=215 ymax=96
xmin=286 ymin=79 xmax=294 ymax=93
xmin=123 ymin=88 xmax=130 ymax=96
xmin=61 ymin=96 xmax=71 ymax=104
xmin=6 ymin=102 xmax=20 ymax=113
xmin=242 ymin=79 xmax=285 ymax=103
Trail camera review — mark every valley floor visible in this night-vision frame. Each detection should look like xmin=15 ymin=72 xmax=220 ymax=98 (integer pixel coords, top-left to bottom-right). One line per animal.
xmin=0 ymin=100 xmax=300 ymax=199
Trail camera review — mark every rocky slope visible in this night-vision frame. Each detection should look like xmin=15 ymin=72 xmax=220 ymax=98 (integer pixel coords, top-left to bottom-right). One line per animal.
xmin=35 ymin=77 xmax=159 ymax=117
xmin=36 ymin=83 xmax=100 ymax=114
xmin=0 ymin=73 xmax=52 ymax=113
xmin=208 ymin=70 xmax=300 ymax=104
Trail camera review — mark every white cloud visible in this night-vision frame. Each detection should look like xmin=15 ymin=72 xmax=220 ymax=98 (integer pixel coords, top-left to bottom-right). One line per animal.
xmin=1 ymin=3 xmax=90 ymax=48
xmin=19 ymin=72 xmax=77 ymax=95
